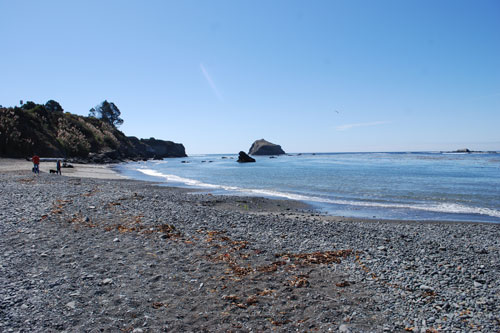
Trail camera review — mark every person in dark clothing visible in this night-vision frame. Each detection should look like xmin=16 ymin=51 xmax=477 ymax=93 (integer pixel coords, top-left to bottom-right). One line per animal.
xmin=56 ymin=160 xmax=62 ymax=175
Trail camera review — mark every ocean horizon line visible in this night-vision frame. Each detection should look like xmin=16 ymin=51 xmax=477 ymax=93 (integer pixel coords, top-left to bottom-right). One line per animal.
xmin=185 ymin=150 xmax=499 ymax=156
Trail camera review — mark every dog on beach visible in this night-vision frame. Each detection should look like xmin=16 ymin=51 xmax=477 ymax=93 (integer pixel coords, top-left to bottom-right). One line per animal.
xmin=49 ymin=169 xmax=57 ymax=174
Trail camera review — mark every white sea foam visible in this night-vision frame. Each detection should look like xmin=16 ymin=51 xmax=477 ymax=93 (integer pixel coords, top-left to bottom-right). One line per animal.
xmin=136 ymin=168 xmax=500 ymax=218
xmin=246 ymin=189 xmax=500 ymax=218
xmin=137 ymin=169 xmax=238 ymax=191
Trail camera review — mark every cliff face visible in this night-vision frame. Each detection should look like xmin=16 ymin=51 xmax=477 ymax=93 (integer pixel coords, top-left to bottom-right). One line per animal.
xmin=248 ymin=139 xmax=285 ymax=155
xmin=0 ymin=104 xmax=187 ymax=162
xmin=138 ymin=138 xmax=187 ymax=158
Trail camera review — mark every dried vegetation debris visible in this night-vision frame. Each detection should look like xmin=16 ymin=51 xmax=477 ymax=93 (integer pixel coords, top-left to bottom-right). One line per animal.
xmin=1 ymin=173 xmax=499 ymax=332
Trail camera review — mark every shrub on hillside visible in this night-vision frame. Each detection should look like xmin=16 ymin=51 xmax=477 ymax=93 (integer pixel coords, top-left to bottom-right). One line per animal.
xmin=56 ymin=117 xmax=91 ymax=157
xmin=21 ymin=101 xmax=37 ymax=110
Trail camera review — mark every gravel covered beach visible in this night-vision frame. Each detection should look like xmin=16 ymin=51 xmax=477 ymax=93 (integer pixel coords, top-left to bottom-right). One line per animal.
xmin=1 ymin=164 xmax=499 ymax=332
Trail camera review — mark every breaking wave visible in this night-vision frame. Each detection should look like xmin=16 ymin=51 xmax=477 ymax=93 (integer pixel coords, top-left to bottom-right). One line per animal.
xmin=137 ymin=168 xmax=500 ymax=219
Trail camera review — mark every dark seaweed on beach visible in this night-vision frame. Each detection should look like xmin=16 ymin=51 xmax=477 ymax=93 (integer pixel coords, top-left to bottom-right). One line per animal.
xmin=1 ymin=172 xmax=499 ymax=332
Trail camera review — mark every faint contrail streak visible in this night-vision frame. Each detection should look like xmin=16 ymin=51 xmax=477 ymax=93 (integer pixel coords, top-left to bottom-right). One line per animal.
xmin=200 ymin=63 xmax=224 ymax=102
xmin=336 ymin=121 xmax=391 ymax=131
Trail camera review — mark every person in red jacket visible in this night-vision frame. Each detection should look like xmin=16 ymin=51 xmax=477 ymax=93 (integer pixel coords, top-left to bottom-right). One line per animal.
xmin=32 ymin=154 xmax=40 ymax=175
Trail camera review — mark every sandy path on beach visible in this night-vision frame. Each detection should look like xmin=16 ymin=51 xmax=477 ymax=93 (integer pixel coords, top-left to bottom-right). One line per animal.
xmin=0 ymin=158 xmax=125 ymax=179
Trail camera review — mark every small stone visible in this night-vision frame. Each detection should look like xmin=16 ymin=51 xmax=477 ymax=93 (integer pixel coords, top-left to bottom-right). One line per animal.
xmin=113 ymin=238 xmax=120 ymax=242
xmin=377 ymin=246 xmax=387 ymax=251
xmin=102 ymin=278 xmax=113 ymax=285
xmin=66 ymin=301 xmax=76 ymax=309
xmin=419 ymin=285 xmax=434 ymax=292
xmin=20 ymin=304 xmax=29 ymax=309
xmin=339 ymin=324 xmax=350 ymax=332
xmin=132 ymin=329 xmax=143 ymax=333
xmin=473 ymin=281 xmax=483 ymax=288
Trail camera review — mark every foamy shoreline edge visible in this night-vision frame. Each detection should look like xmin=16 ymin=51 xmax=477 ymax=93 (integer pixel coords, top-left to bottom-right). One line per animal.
xmin=1 ymin=157 xmax=496 ymax=225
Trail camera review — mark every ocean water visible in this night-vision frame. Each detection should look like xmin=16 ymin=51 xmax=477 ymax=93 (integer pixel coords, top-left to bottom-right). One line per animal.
xmin=115 ymin=152 xmax=500 ymax=223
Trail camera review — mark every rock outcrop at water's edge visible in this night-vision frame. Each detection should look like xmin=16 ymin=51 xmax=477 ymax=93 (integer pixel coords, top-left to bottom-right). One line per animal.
xmin=248 ymin=139 xmax=285 ymax=155
xmin=237 ymin=151 xmax=256 ymax=163
xmin=128 ymin=137 xmax=187 ymax=159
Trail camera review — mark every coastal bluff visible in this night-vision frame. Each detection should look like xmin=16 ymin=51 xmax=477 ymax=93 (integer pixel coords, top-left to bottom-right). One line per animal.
xmin=0 ymin=102 xmax=187 ymax=163
xmin=248 ymin=139 xmax=285 ymax=155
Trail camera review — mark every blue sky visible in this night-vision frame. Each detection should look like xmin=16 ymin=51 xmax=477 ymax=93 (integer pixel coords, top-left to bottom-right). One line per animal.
xmin=1 ymin=0 xmax=499 ymax=154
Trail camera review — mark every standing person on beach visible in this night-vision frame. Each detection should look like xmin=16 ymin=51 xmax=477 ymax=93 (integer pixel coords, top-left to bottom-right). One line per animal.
xmin=56 ymin=160 xmax=62 ymax=175
xmin=32 ymin=154 xmax=40 ymax=175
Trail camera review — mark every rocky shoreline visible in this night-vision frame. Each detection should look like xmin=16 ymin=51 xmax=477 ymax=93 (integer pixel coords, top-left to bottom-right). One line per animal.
xmin=1 ymin=169 xmax=499 ymax=332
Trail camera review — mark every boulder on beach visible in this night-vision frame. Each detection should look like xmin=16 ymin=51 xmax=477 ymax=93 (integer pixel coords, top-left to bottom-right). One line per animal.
xmin=248 ymin=139 xmax=285 ymax=155
xmin=237 ymin=151 xmax=256 ymax=163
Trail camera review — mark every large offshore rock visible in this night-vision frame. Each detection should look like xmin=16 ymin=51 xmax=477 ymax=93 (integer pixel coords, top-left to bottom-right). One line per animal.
xmin=248 ymin=139 xmax=285 ymax=155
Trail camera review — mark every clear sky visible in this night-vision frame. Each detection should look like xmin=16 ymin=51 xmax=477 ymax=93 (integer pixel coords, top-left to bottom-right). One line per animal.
xmin=1 ymin=0 xmax=499 ymax=154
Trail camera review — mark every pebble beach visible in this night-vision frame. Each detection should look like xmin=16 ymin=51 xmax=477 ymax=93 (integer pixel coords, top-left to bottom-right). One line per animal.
xmin=1 ymin=160 xmax=499 ymax=332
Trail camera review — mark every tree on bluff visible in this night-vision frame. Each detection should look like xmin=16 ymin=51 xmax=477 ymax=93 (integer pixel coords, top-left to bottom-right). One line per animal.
xmin=45 ymin=100 xmax=64 ymax=112
xmin=89 ymin=100 xmax=123 ymax=127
